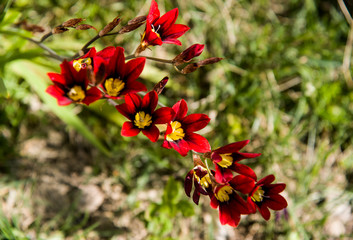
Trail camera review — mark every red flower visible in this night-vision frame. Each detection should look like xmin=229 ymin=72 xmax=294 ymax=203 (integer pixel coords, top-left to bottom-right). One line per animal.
xmin=185 ymin=165 xmax=212 ymax=205
xmin=209 ymin=175 xmax=255 ymax=227
xmin=210 ymin=140 xmax=261 ymax=183
xmin=137 ymin=0 xmax=190 ymax=52
xmin=71 ymin=46 xmax=115 ymax=73
xmin=115 ymin=91 xmax=174 ymax=142
xmin=247 ymin=174 xmax=287 ymax=221
xmin=162 ymin=99 xmax=210 ymax=156
xmin=46 ymin=60 xmax=102 ymax=106
xmin=102 ymin=47 xmax=147 ymax=99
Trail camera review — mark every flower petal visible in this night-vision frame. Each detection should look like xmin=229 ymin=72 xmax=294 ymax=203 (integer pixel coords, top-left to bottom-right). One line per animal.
xmin=215 ymin=140 xmax=250 ymax=154
xmin=125 ymin=57 xmax=146 ymax=83
xmin=121 ymin=121 xmax=140 ymax=137
xmin=153 ymin=107 xmax=174 ymax=124
xmin=82 ymin=87 xmax=102 ymax=105
xmin=142 ymin=124 xmax=160 ymax=142
xmin=125 ymin=93 xmax=142 ymax=113
xmin=267 ymin=183 xmax=286 ymax=195
xmin=155 ymin=8 xmax=178 ymax=31
xmin=172 ymin=99 xmax=188 ymax=120
xmin=141 ymin=91 xmax=158 ymax=112
xmin=265 ymin=194 xmax=288 ymax=210
xmin=257 ymin=174 xmax=275 ymax=186
xmin=229 ymin=175 xmax=255 ymax=194
xmin=214 ymin=164 xmax=233 ymax=183
xmin=168 ymin=139 xmax=190 ymax=156
xmin=259 ymin=205 xmax=271 ymax=221
xmin=147 ymin=0 xmax=160 ymax=23
xmin=46 ymin=85 xmax=72 ymax=106
xmin=185 ymin=133 xmax=210 ymax=153
xmin=183 ymin=113 xmax=210 ymax=132
xmin=229 ymin=162 xmax=257 ymax=181
xmin=184 ymin=170 xmax=194 ymax=197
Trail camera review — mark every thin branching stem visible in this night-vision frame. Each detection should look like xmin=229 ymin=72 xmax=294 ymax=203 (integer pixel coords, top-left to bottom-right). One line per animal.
xmin=26 ymin=37 xmax=65 ymax=61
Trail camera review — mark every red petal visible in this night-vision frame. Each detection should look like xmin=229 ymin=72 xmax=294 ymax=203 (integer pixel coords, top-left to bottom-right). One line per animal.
xmin=106 ymin=47 xmax=125 ymax=77
xmin=115 ymin=103 xmax=133 ymax=120
xmin=161 ymin=139 xmax=172 ymax=149
xmin=97 ymin=46 xmax=115 ymax=59
xmin=46 ymin=85 xmax=72 ymax=106
xmin=172 ymin=99 xmax=188 ymax=120
xmin=142 ymin=91 xmax=158 ymax=112
xmin=121 ymin=122 xmax=140 ymax=137
xmin=142 ymin=125 xmax=160 ymax=142
xmin=61 ymin=60 xmax=87 ymax=86
xmin=184 ymin=170 xmax=194 ymax=197
xmin=229 ymin=163 xmax=257 ymax=181
xmin=229 ymin=175 xmax=255 ymax=194
xmin=219 ymin=204 xmax=240 ymax=227
xmin=215 ymin=140 xmax=250 ymax=154
xmin=214 ymin=164 xmax=233 ymax=183
xmin=232 ymin=194 xmax=250 ymax=214
xmin=147 ymin=0 xmax=160 ymax=23
xmin=183 ymin=113 xmax=210 ymax=132
xmin=257 ymin=174 xmax=275 ymax=186
xmin=185 ymin=133 xmax=210 ymax=153
xmin=82 ymin=87 xmax=102 ymax=105
xmin=233 ymin=152 xmax=261 ymax=161
xmin=47 ymin=73 xmax=66 ymax=85
xmin=125 ymin=57 xmax=146 ymax=83
xmin=125 ymin=93 xmax=142 ymax=113
xmin=192 ymin=189 xmax=200 ymax=205
xmin=259 ymin=205 xmax=271 ymax=221
xmin=267 ymin=183 xmax=286 ymax=194
xmin=247 ymin=197 xmax=257 ymax=213
xmin=168 ymin=139 xmax=190 ymax=156
xmin=265 ymin=194 xmax=288 ymax=210
xmin=162 ymin=38 xmax=182 ymax=45
xmin=144 ymin=24 xmax=163 ymax=46
xmin=162 ymin=24 xmax=190 ymax=42
xmin=154 ymin=8 xmax=178 ymax=30
xmin=210 ymin=195 xmax=219 ymax=209
xmin=153 ymin=107 xmax=174 ymax=124
xmin=121 ymin=81 xmax=147 ymax=96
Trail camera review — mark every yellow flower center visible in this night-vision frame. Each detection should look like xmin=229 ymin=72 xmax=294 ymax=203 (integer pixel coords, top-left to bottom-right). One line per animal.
xmin=194 ymin=172 xmax=212 ymax=189
xmin=166 ymin=121 xmax=185 ymax=141
xmin=215 ymin=185 xmax=233 ymax=202
xmin=217 ymin=153 xmax=233 ymax=168
xmin=134 ymin=111 xmax=153 ymax=129
xmin=67 ymin=85 xmax=85 ymax=102
xmin=251 ymin=187 xmax=265 ymax=202
xmin=73 ymin=58 xmax=92 ymax=72
xmin=104 ymin=78 xmax=125 ymax=97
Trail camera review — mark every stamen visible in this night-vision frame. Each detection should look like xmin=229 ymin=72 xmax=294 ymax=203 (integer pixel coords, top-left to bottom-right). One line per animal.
xmin=166 ymin=121 xmax=185 ymax=141
xmin=73 ymin=58 xmax=92 ymax=72
xmin=251 ymin=187 xmax=265 ymax=202
xmin=217 ymin=153 xmax=233 ymax=168
xmin=67 ymin=85 xmax=85 ymax=102
xmin=134 ymin=111 xmax=153 ymax=129
xmin=104 ymin=78 xmax=125 ymax=97
xmin=215 ymin=185 xmax=233 ymax=202
xmin=194 ymin=172 xmax=211 ymax=189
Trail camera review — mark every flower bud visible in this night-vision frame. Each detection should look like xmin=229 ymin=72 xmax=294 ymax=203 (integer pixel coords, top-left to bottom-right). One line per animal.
xmin=119 ymin=16 xmax=146 ymax=34
xmin=99 ymin=16 xmax=121 ymax=37
xmin=75 ymin=24 xmax=97 ymax=31
xmin=62 ymin=18 xmax=85 ymax=28
xmin=173 ymin=44 xmax=204 ymax=66
xmin=153 ymin=77 xmax=168 ymax=95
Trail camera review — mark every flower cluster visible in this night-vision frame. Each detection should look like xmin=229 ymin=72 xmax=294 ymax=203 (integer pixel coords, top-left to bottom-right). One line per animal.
xmin=45 ymin=0 xmax=288 ymax=229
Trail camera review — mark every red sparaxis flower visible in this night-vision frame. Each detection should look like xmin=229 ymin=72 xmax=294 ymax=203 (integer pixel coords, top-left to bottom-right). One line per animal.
xmin=115 ymin=91 xmax=174 ymax=142
xmin=247 ymin=174 xmax=287 ymax=221
xmin=102 ymin=46 xmax=147 ymax=99
xmin=138 ymin=0 xmax=190 ymax=52
xmin=46 ymin=60 xmax=102 ymax=106
xmin=185 ymin=165 xmax=212 ymax=205
xmin=209 ymin=175 xmax=255 ymax=227
xmin=210 ymin=140 xmax=261 ymax=183
xmin=162 ymin=99 xmax=211 ymax=156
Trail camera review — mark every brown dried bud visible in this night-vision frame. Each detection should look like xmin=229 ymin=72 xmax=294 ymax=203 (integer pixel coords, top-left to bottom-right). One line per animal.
xmin=75 ymin=24 xmax=97 ymax=31
xmin=118 ymin=16 xmax=146 ymax=34
xmin=173 ymin=44 xmax=204 ymax=66
xmin=181 ymin=63 xmax=198 ymax=74
xmin=99 ymin=16 xmax=121 ymax=37
xmin=197 ymin=57 xmax=223 ymax=66
xmin=153 ymin=77 xmax=168 ymax=95
xmin=52 ymin=26 xmax=69 ymax=34
xmin=17 ymin=20 xmax=45 ymax=33
xmin=86 ymin=64 xmax=106 ymax=86
xmin=62 ymin=18 xmax=85 ymax=28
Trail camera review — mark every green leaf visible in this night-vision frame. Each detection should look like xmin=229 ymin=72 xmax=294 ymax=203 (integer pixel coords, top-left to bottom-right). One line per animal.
xmin=177 ymin=200 xmax=195 ymax=217
xmin=0 ymin=77 xmax=7 ymax=97
xmin=0 ymin=0 xmax=13 ymax=23
xmin=9 ymin=60 xmax=111 ymax=157
xmin=162 ymin=177 xmax=180 ymax=205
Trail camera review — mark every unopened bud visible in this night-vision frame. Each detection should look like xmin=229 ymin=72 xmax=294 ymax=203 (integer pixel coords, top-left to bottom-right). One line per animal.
xmin=153 ymin=77 xmax=168 ymax=95
xmin=17 ymin=20 xmax=45 ymax=33
xmin=62 ymin=18 xmax=85 ymax=27
xmin=52 ymin=26 xmax=69 ymax=34
xmin=197 ymin=57 xmax=223 ymax=66
xmin=119 ymin=16 xmax=146 ymax=34
xmin=75 ymin=24 xmax=97 ymax=31
xmin=173 ymin=44 xmax=204 ymax=66
xmin=99 ymin=16 xmax=121 ymax=37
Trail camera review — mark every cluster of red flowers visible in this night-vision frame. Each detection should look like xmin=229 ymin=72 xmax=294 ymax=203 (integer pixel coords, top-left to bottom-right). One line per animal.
xmin=46 ymin=0 xmax=287 ymax=228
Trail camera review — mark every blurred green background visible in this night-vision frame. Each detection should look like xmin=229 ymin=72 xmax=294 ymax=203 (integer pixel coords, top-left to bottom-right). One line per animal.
xmin=1 ymin=0 xmax=353 ymax=239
